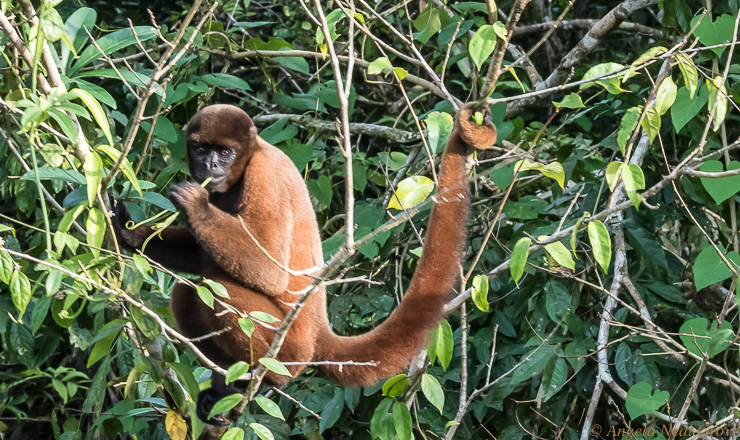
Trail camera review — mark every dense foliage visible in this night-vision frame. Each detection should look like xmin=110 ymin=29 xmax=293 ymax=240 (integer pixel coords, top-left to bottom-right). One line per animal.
xmin=2 ymin=0 xmax=740 ymax=439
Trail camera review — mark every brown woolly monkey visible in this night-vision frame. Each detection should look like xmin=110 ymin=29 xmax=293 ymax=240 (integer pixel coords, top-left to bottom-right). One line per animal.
xmin=112 ymin=102 xmax=496 ymax=424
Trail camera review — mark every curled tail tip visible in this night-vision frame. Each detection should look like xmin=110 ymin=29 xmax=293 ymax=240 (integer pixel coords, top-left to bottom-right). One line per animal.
xmin=456 ymin=102 xmax=497 ymax=150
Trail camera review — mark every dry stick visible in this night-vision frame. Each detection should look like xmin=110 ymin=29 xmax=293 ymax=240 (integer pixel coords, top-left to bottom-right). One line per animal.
xmin=512 ymin=18 xmax=668 ymax=40
xmin=252 ymin=113 xmax=420 ymax=143
xmin=314 ymin=0 xmax=356 ymax=250
xmin=479 ymin=0 xmax=532 ymax=100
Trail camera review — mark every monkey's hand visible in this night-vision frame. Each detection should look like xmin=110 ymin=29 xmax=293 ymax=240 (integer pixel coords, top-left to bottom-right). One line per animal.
xmin=110 ymin=195 xmax=147 ymax=249
xmin=170 ymin=181 xmax=210 ymax=218
xmin=456 ymin=102 xmax=496 ymax=150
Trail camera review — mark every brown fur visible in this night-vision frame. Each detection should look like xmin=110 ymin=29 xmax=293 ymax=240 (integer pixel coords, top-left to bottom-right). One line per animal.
xmin=115 ymin=102 xmax=495 ymax=387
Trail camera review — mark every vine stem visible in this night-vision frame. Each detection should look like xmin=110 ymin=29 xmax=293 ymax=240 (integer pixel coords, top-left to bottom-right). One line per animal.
xmin=28 ymin=128 xmax=51 ymax=252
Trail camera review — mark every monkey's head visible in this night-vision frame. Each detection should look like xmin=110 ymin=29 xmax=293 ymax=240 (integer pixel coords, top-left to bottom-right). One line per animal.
xmin=456 ymin=102 xmax=497 ymax=150
xmin=186 ymin=104 xmax=258 ymax=193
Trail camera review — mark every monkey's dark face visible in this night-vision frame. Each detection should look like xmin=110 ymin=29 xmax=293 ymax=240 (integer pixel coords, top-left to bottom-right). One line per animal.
xmin=190 ymin=142 xmax=238 ymax=192
xmin=186 ymin=104 xmax=258 ymax=193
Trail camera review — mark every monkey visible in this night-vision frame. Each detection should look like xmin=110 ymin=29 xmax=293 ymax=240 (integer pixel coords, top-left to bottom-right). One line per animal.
xmin=112 ymin=102 xmax=496 ymax=424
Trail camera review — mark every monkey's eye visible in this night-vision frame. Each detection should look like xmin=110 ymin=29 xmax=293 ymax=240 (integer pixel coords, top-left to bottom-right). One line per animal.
xmin=195 ymin=147 xmax=206 ymax=155
xmin=219 ymin=148 xmax=230 ymax=156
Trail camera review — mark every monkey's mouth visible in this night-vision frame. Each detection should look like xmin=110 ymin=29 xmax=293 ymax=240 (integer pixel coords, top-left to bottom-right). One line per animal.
xmin=201 ymin=174 xmax=227 ymax=189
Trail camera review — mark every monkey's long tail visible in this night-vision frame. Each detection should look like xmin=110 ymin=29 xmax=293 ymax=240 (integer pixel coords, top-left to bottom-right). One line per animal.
xmin=314 ymin=103 xmax=496 ymax=387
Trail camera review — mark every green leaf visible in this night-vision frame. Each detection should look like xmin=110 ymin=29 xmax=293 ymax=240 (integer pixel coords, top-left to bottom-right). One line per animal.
xmin=580 ymin=62 xmax=628 ymax=94
xmin=492 ymin=21 xmax=507 ymax=39
xmin=641 ymin=105 xmax=661 ymax=143
xmin=691 ymin=14 xmax=736 ymax=57
xmin=515 ymin=159 xmax=565 ymax=189
xmin=238 ymin=317 xmax=255 ymax=337
xmin=617 ymin=107 xmax=641 ymax=153
xmin=207 ymin=393 xmax=243 ymax=421
xmin=382 ymin=374 xmax=409 ymax=397
xmin=203 ymin=279 xmax=230 ymax=298
xmin=97 ymin=145 xmax=142 ymax=197
xmin=370 ymin=398 xmax=394 ymax=440
xmin=605 ymin=161 xmax=623 ymax=192
xmin=708 ymin=75 xmax=728 ymax=131
xmin=413 ymin=5 xmax=441 ymax=44
xmin=196 ymin=286 xmax=214 ymax=309
xmin=10 ymin=270 xmax=32 ymax=316
xmin=625 ymin=382 xmax=669 ymax=420
xmin=622 ymin=163 xmax=646 ymax=209
xmin=587 ymin=220 xmax=611 ymax=273
xmin=421 ymin=374 xmax=444 ymax=414
xmin=69 ymin=26 xmax=157 ymax=74
xmin=654 ymin=76 xmax=677 ymax=115
xmin=510 ymin=237 xmax=531 ymax=285
xmin=545 ymin=280 xmax=571 ymax=323
xmin=255 ymin=396 xmax=285 ymax=421
xmin=425 ymin=112 xmax=454 ymax=154
xmin=471 ymin=275 xmax=490 ymax=312
xmin=679 ymin=318 xmax=733 ymax=357
xmin=86 ymin=208 xmax=105 ymax=260
xmin=87 ymin=330 xmax=119 ymax=368
xmin=0 ymin=250 xmax=13 ymax=284
xmin=47 ymin=108 xmax=78 ymax=142
xmin=427 ymin=319 xmax=454 ymax=370
xmin=69 ymin=88 xmax=112 ymax=144
xmin=275 ymin=53 xmax=311 ymax=75
xmin=387 ymin=176 xmax=435 ymax=210
xmin=693 ymin=247 xmax=740 ymax=290
xmin=40 ymin=7 xmax=65 ymax=43
xmin=82 ymin=151 xmax=103 ymax=207
xmin=367 ymin=57 xmax=394 ymax=77
xmin=671 ymin=85 xmax=709 ymax=134
xmin=392 ymin=401 xmax=413 ymax=440
xmin=469 ymin=25 xmax=497 ymax=70
xmin=700 ymin=160 xmax=740 ymax=204
xmin=544 ymin=240 xmax=575 ymax=269
xmin=20 ymin=167 xmax=86 ymax=185
xmin=203 ymin=73 xmax=252 ymax=90
xmin=250 ymin=311 xmax=281 ymax=323
xmin=259 ymin=358 xmax=292 ymax=377
xmin=676 ymin=53 xmax=698 ymax=98
xmin=221 ymin=428 xmax=244 ymax=440
xmin=250 ymin=423 xmax=275 ymax=440
xmin=623 ymin=46 xmax=667 ymax=81
xmin=60 ymin=8 xmax=96 ymax=68
xmin=132 ymin=254 xmax=151 ymax=276
xmin=553 ymin=93 xmax=585 ymax=109
xmin=225 ymin=361 xmax=250 ymax=384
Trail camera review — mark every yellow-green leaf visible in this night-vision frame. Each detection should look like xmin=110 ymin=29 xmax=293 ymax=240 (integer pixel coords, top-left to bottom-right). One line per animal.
xmin=471 ymin=275 xmax=489 ymax=312
xmin=515 ymin=159 xmax=565 ymax=189
xmin=544 ymin=240 xmax=575 ymax=269
xmin=259 ymin=358 xmax=292 ymax=377
xmin=588 ymin=220 xmax=611 ymax=273
xmin=97 ymin=145 xmax=142 ymax=197
xmin=387 ymin=176 xmax=435 ymax=210
xmin=655 ymin=76 xmax=677 ymax=116
xmin=676 ymin=53 xmax=698 ymax=98
xmin=86 ymin=208 xmax=105 ymax=260
xmin=70 ymin=88 xmax=112 ymax=144
xmin=83 ymin=151 xmax=103 ymax=207
xmin=708 ymin=75 xmax=728 ymax=132
xmin=641 ymin=106 xmax=661 ymax=143
xmin=510 ymin=237 xmax=531 ymax=285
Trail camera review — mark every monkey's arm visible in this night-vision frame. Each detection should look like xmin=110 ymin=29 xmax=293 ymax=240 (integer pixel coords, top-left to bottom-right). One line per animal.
xmin=170 ymin=182 xmax=292 ymax=296
xmin=111 ymin=198 xmax=205 ymax=275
